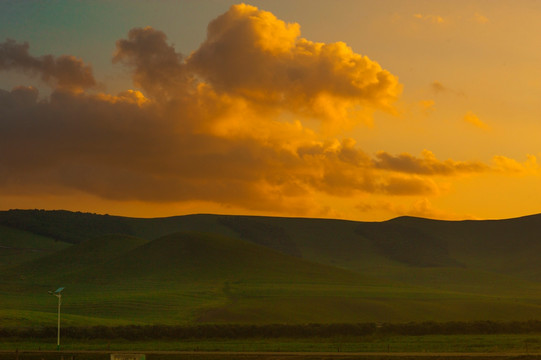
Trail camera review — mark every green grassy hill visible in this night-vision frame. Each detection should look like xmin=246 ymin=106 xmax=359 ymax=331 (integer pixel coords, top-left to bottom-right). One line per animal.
xmin=0 ymin=230 xmax=397 ymax=325
xmin=387 ymin=215 xmax=541 ymax=282
xmin=4 ymin=234 xmax=149 ymax=282
xmin=0 ymin=225 xmax=70 ymax=269
xmin=93 ymin=232 xmax=366 ymax=283
xmin=2 ymin=210 xmax=541 ymax=326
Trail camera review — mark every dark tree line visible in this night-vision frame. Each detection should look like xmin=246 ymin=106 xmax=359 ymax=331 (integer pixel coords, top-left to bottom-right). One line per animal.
xmin=3 ymin=321 xmax=541 ymax=340
xmin=0 ymin=209 xmax=133 ymax=243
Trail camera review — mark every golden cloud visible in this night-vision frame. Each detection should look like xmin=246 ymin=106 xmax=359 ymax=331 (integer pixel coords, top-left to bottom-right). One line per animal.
xmin=188 ymin=4 xmax=401 ymax=127
xmin=373 ymin=150 xmax=488 ymax=175
xmin=492 ymin=155 xmax=540 ymax=175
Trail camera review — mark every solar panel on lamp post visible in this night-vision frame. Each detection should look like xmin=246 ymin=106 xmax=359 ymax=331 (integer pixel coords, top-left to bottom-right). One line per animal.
xmin=48 ymin=287 xmax=64 ymax=350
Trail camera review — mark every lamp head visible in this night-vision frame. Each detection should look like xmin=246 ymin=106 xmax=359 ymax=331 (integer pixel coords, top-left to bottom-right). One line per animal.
xmin=48 ymin=287 xmax=64 ymax=296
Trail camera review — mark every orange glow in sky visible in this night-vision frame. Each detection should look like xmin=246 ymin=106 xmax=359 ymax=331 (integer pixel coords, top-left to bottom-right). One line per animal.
xmin=1 ymin=1 xmax=540 ymax=221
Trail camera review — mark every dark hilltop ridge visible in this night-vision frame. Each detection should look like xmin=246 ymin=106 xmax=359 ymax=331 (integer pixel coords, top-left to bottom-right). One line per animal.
xmin=2 ymin=209 xmax=541 ymax=326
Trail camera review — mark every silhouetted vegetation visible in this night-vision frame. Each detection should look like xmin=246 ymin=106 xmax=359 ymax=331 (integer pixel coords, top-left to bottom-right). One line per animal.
xmin=0 ymin=209 xmax=133 ymax=243
xmin=377 ymin=320 xmax=541 ymax=335
xmin=3 ymin=321 xmax=541 ymax=340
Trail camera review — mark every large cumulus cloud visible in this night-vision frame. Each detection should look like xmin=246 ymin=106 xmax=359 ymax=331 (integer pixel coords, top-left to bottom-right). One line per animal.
xmin=188 ymin=4 xmax=400 ymax=128
xmin=0 ymin=4 xmax=524 ymax=218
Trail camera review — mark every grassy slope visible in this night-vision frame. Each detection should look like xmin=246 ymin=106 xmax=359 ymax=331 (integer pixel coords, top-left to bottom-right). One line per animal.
xmin=389 ymin=215 xmax=541 ymax=281
xmin=4 ymin=209 xmax=541 ymax=279
xmin=211 ymin=216 xmax=541 ymax=295
xmin=124 ymin=214 xmax=238 ymax=241
xmin=3 ymin=234 xmax=148 ymax=282
xmin=93 ymin=232 xmax=366 ymax=283
xmin=167 ymin=215 xmax=541 ymax=323
xmin=1 ymin=231 xmax=393 ymax=325
xmin=0 ymin=234 xmax=153 ymax=326
xmin=3 ymin=210 xmax=541 ymax=325
xmin=0 ymin=225 xmax=70 ymax=269
xmin=2 ymin=230 xmax=541 ymax=325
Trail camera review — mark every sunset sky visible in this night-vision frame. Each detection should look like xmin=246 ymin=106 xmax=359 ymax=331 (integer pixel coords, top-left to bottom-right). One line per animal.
xmin=1 ymin=1 xmax=540 ymax=221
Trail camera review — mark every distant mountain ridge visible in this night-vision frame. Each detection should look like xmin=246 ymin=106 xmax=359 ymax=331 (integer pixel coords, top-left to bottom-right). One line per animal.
xmin=2 ymin=209 xmax=541 ymax=271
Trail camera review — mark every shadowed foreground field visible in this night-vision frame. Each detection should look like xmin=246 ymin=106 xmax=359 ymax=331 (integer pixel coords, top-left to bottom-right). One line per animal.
xmin=3 ymin=332 xmax=541 ymax=354
xmin=3 ymin=350 xmax=541 ymax=360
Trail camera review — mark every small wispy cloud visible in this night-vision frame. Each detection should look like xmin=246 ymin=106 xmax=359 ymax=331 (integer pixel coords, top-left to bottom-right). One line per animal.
xmin=413 ymin=13 xmax=446 ymax=24
xmin=463 ymin=111 xmax=490 ymax=131
xmin=474 ymin=13 xmax=489 ymax=24
xmin=431 ymin=81 xmax=446 ymax=93
xmin=431 ymin=81 xmax=465 ymax=97
xmin=418 ymin=99 xmax=435 ymax=115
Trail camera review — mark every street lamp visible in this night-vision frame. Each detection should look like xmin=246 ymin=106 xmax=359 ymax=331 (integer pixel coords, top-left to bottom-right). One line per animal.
xmin=48 ymin=287 xmax=64 ymax=350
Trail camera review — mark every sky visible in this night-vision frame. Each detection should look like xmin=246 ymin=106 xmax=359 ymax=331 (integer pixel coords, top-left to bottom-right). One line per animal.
xmin=1 ymin=0 xmax=540 ymax=221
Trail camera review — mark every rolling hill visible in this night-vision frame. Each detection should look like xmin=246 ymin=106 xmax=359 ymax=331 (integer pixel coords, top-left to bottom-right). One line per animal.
xmin=2 ymin=209 xmax=541 ymax=325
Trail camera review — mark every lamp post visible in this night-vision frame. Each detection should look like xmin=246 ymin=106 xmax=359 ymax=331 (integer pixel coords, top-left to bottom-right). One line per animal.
xmin=48 ymin=287 xmax=64 ymax=350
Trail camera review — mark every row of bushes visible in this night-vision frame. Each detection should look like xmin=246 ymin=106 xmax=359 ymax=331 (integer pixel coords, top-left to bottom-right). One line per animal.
xmin=3 ymin=321 xmax=541 ymax=340
xmin=380 ymin=320 xmax=541 ymax=335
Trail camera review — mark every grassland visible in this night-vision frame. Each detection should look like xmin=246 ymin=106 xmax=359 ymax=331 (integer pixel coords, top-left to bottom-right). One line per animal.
xmin=3 ymin=210 xmax=541 ymax=328
xmin=0 ymin=225 xmax=70 ymax=268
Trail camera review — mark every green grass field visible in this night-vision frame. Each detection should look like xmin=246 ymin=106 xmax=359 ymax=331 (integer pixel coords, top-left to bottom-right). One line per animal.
xmin=3 ymin=210 xmax=541 ymax=327
xmin=4 ymin=278 xmax=541 ymax=327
